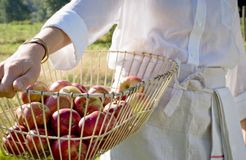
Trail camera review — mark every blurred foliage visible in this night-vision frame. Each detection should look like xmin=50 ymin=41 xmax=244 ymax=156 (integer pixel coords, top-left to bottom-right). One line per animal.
xmin=0 ymin=0 xmax=69 ymax=23
xmin=43 ymin=0 xmax=70 ymax=18
xmin=0 ymin=0 xmax=31 ymax=22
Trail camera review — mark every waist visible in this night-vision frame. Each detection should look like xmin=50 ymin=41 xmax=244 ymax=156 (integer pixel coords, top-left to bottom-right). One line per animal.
xmin=176 ymin=64 xmax=227 ymax=90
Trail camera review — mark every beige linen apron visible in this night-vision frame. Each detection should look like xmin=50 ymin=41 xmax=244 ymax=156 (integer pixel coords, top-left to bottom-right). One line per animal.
xmin=101 ymin=64 xmax=246 ymax=160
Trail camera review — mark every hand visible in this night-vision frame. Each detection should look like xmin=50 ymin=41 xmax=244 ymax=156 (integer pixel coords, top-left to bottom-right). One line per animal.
xmin=0 ymin=27 xmax=71 ymax=98
xmin=0 ymin=43 xmax=45 ymax=98
xmin=240 ymin=118 xmax=246 ymax=145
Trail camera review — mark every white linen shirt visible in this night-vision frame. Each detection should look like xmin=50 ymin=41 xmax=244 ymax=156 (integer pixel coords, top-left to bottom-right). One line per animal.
xmin=42 ymin=0 xmax=246 ymax=120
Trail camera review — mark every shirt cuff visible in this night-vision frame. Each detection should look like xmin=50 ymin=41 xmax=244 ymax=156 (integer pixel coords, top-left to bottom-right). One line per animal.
xmin=42 ymin=9 xmax=89 ymax=70
xmin=234 ymin=92 xmax=246 ymax=121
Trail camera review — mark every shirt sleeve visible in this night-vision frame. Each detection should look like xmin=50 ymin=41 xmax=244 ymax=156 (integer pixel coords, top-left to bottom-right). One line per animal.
xmin=42 ymin=0 xmax=123 ymax=70
xmin=226 ymin=11 xmax=246 ymax=121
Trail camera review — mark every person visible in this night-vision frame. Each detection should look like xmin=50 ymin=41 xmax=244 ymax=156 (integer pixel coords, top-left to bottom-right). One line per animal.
xmin=0 ymin=0 xmax=246 ymax=159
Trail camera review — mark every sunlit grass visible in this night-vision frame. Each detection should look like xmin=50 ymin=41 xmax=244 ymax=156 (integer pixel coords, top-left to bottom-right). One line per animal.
xmin=0 ymin=22 xmax=112 ymax=61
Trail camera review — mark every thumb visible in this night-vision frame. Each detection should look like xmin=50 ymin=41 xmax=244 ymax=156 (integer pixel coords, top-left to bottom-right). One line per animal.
xmin=13 ymin=80 xmax=25 ymax=91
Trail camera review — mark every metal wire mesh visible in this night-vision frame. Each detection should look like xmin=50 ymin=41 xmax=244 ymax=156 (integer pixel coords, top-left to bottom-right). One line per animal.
xmin=0 ymin=51 xmax=177 ymax=160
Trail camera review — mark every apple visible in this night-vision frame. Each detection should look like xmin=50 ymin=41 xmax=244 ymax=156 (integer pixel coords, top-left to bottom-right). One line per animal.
xmin=44 ymin=95 xmax=72 ymax=114
xmin=59 ymin=86 xmax=82 ymax=95
xmin=51 ymin=108 xmax=81 ymax=136
xmin=49 ymin=80 xmax=72 ymax=92
xmin=72 ymin=83 xmax=88 ymax=93
xmin=5 ymin=125 xmax=27 ymax=142
xmin=117 ymin=75 xmax=143 ymax=93
xmin=51 ymin=135 xmax=87 ymax=160
xmin=74 ymin=96 xmax=103 ymax=116
xmin=78 ymin=111 xmax=116 ymax=137
xmin=20 ymin=81 xmax=48 ymax=104
xmin=26 ymin=128 xmax=51 ymax=158
xmin=2 ymin=125 xmax=27 ymax=155
xmin=15 ymin=102 xmax=51 ymax=129
xmin=126 ymin=92 xmax=151 ymax=113
xmin=104 ymin=101 xmax=132 ymax=120
xmin=15 ymin=105 xmax=25 ymax=125
xmin=2 ymin=136 xmax=26 ymax=155
xmin=88 ymin=85 xmax=110 ymax=94
xmin=88 ymin=85 xmax=111 ymax=106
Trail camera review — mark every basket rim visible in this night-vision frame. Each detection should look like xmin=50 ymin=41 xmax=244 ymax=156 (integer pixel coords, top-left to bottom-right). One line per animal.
xmin=21 ymin=50 xmax=178 ymax=98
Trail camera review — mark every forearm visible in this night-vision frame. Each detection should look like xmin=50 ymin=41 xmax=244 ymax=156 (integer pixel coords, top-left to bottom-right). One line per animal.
xmin=34 ymin=27 xmax=71 ymax=58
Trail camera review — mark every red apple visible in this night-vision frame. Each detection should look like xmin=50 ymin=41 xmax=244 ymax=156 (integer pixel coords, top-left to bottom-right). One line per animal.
xmin=49 ymin=80 xmax=72 ymax=92
xmin=78 ymin=111 xmax=116 ymax=137
xmin=2 ymin=125 xmax=28 ymax=155
xmin=126 ymin=92 xmax=151 ymax=113
xmin=117 ymin=75 xmax=143 ymax=93
xmin=51 ymin=135 xmax=87 ymax=160
xmin=20 ymin=81 xmax=48 ymax=104
xmin=72 ymin=83 xmax=88 ymax=93
xmin=74 ymin=96 xmax=103 ymax=116
xmin=51 ymin=108 xmax=81 ymax=136
xmin=2 ymin=136 xmax=26 ymax=155
xmin=5 ymin=125 xmax=27 ymax=142
xmin=15 ymin=105 xmax=25 ymax=125
xmin=26 ymin=128 xmax=51 ymax=158
xmin=88 ymin=85 xmax=111 ymax=106
xmin=104 ymin=101 xmax=132 ymax=120
xmin=88 ymin=85 xmax=110 ymax=93
xmin=59 ymin=86 xmax=82 ymax=95
xmin=15 ymin=102 xmax=51 ymax=129
xmin=44 ymin=95 xmax=72 ymax=114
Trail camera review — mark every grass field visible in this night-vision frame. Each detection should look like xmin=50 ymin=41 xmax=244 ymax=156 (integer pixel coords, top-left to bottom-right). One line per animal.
xmin=0 ymin=21 xmax=112 ymax=61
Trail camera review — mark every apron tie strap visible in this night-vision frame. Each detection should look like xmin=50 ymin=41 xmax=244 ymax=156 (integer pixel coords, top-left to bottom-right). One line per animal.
xmin=212 ymin=89 xmax=246 ymax=160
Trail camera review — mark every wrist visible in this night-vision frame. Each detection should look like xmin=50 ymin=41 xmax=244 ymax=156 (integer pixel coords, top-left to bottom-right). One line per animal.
xmin=23 ymin=38 xmax=49 ymax=63
xmin=30 ymin=43 xmax=46 ymax=62
xmin=17 ymin=42 xmax=45 ymax=64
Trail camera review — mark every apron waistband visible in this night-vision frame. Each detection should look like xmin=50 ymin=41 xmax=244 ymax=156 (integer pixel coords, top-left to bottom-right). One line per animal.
xmin=164 ymin=64 xmax=226 ymax=117
xmin=177 ymin=64 xmax=226 ymax=89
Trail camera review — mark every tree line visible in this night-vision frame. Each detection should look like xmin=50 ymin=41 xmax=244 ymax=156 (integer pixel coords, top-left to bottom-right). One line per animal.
xmin=0 ymin=0 xmax=70 ymax=23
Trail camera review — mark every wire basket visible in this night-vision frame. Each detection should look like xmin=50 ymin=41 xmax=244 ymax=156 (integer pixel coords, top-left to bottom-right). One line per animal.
xmin=0 ymin=51 xmax=177 ymax=160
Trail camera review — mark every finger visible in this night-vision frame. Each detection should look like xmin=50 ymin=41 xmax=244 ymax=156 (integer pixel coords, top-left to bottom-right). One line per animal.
xmin=13 ymin=67 xmax=40 ymax=91
xmin=0 ymin=61 xmax=5 ymax=80
xmin=0 ymin=60 xmax=30 ymax=95
xmin=0 ymin=80 xmax=16 ymax=98
xmin=0 ymin=89 xmax=15 ymax=98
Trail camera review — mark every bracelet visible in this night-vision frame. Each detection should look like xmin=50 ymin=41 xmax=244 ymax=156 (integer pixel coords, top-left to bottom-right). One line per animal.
xmin=23 ymin=38 xmax=49 ymax=64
